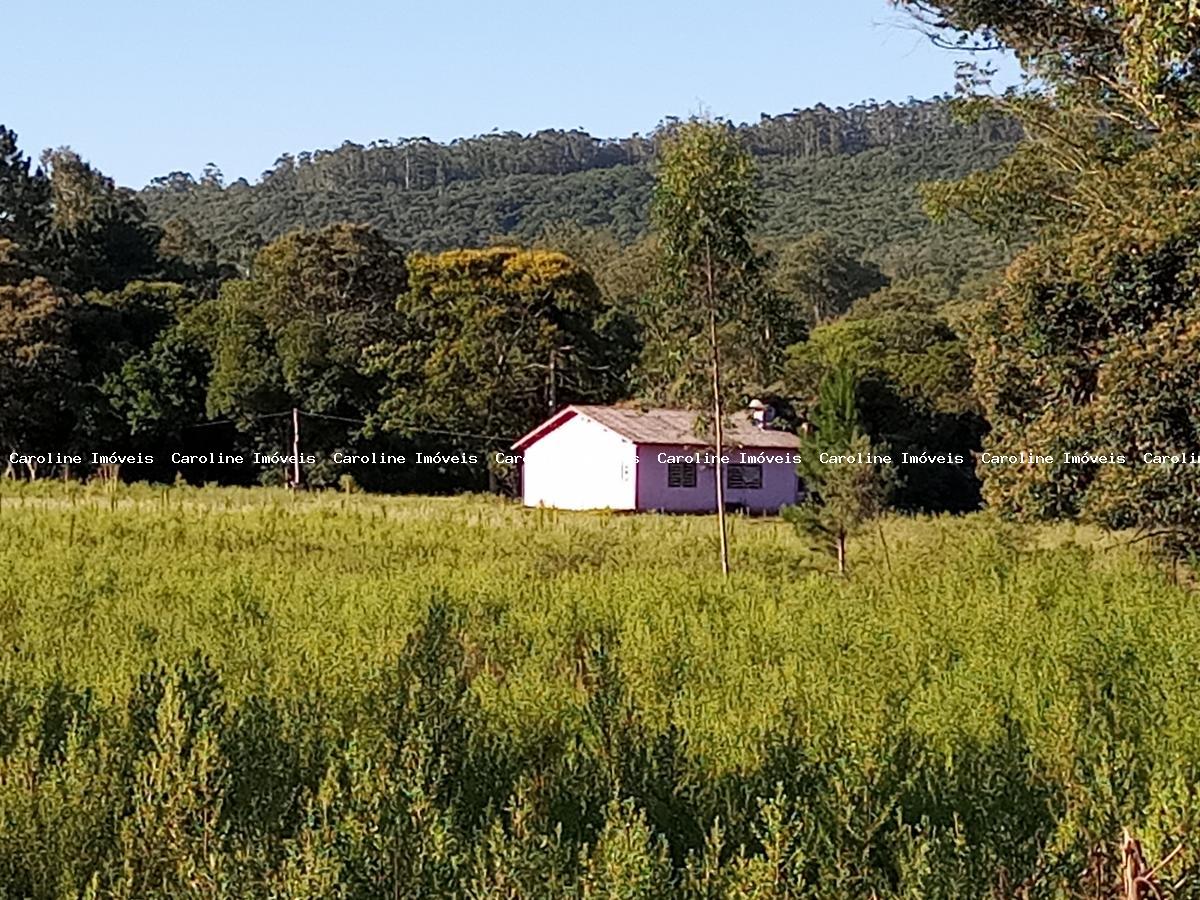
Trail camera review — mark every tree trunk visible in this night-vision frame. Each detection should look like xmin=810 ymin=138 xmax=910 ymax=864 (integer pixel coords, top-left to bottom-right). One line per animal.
xmin=706 ymin=241 xmax=730 ymax=577
xmin=836 ymin=529 xmax=847 ymax=576
xmin=1121 ymin=829 xmax=1157 ymax=900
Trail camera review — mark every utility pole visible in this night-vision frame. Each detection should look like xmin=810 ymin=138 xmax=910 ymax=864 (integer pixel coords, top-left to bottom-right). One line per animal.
xmin=291 ymin=407 xmax=302 ymax=489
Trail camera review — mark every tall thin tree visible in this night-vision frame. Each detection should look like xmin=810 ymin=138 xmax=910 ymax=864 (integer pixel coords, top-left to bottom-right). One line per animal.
xmin=650 ymin=121 xmax=765 ymax=576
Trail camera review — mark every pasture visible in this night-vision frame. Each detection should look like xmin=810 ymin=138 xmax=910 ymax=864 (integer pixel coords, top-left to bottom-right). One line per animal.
xmin=0 ymin=482 xmax=1195 ymax=898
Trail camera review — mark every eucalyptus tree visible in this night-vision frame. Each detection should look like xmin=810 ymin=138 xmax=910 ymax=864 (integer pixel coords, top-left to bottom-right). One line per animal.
xmin=648 ymin=120 xmax=770 ymax=576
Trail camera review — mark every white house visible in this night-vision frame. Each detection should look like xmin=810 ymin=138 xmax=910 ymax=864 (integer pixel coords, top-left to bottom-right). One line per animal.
xmin=511 ymin=405 xmax=802 ymax=513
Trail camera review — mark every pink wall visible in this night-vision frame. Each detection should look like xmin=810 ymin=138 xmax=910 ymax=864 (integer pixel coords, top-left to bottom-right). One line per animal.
xmin=635 ymin=443 xmax=800 ymax=513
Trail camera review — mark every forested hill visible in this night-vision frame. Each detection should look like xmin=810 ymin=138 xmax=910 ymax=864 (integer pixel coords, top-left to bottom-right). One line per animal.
xmin=142 ymin=97 xmax=1021 ymax=283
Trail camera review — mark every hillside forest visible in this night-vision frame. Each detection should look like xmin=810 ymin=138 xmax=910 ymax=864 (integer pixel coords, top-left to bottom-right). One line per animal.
xmin=0 ymin=97 xmax=1012 ymax=511
xmin=7 ymin=2 xmax=1200 ymax=894
xmin=5 ymin=0 xmax=1200 ymax=552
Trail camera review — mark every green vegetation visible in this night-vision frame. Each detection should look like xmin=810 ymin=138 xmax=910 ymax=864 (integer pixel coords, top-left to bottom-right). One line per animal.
xmin=370 ymin=246 xmax=635 ymax=454
xmin=787 ymin=366 xmax=893 ymax=574
xmin=196 ymin=223 xmax=410 ymax=485
xmin=647 ymin=121 xmax=769 ymax=575
xmin=785 ymin=277 xmax=985 ymax=513
xmin=969 ymin=142 xmax=1200 ymax=550
xmin=0 ymin=101 xmax=1009 ymax=511
xmin=139 ymin=99 xmax=1018 ymax=285
xmin=8 ymin=0 xmax=1200 ymax=536
xmin=7 ymin=1 xmax=1200 ymax=894
xmin=0 ymin=484 xmax=1195 ymax=897
xmin=902 ymin=0 xmax=1200 ymax=548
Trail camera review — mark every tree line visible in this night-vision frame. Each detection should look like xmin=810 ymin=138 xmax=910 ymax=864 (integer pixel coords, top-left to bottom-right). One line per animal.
xmin=0 ymin=113 xmax=990 ymax=513
xmin=147 ymin=98 xmax=1019 ymax=195
xmin=8 ymin=0 xmax=1197 ymax=565
xmin=139 ymin=98 xmax=1019 ymax=280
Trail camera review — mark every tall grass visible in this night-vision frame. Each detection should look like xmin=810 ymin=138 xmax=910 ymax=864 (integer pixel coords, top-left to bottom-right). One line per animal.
xmin=0 ymin=482 xmax=1195 ymax=897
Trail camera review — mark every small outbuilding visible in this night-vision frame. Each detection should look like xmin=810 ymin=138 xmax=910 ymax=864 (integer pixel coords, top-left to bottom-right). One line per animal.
xmin=512 ymin=405 xmax=802 ymax=513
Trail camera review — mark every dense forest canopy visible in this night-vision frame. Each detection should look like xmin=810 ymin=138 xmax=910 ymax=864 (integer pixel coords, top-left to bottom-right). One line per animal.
xmin=141 ymin=98 xmax=1020 ymax=285
xmin=0 ymin=94 xmax=1026 ymax=510
xmin=3 ymin=0 xmax=1199 ymax=549
xmin=889 ymin=0 xmax=1200 ymax=551
xmin=146 ymin=98 xmax=1019 ymax=194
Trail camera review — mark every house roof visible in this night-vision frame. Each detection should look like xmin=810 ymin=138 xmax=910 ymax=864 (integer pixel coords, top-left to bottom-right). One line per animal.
xmin=512 ymin=405 xmax=799 ymax=451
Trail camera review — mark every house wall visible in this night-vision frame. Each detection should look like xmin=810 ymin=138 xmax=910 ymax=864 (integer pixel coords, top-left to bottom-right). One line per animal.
xmin=522 ymin=415 xmax=637 ymax=510
xmin=635 ymin=444 xmax=800 ymax=513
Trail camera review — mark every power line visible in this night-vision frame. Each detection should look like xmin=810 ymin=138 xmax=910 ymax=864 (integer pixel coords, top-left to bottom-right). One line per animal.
xmin=183 ymin=409 xmax=516 ymax=444
xmin=300 ymin=410 xmax=514 ymax=443
xmin=185 ymin=411 xmax=294 ymax=429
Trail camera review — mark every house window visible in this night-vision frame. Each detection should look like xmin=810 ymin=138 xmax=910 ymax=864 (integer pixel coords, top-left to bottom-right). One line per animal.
xmin=667 ymin=462 xmax=697 ymax=488
xmin=727 ymin=463 xmax=763 ymax=489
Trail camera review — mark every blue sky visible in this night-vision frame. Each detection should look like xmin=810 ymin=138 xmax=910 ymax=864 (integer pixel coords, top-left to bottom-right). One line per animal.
xmin=8 ymin=0 xmax=1020 ymax=188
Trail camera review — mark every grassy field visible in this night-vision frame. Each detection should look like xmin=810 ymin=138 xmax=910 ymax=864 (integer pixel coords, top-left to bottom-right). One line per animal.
xmin=0 ymin=482 xmax=1197 ymax=898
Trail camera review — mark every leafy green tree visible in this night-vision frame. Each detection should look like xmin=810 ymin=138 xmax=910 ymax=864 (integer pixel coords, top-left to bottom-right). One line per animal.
xmin=534 ymin=222 xmax=658 ymax=319
xmin=648 ymin=120 xmax=771 ymax=576
xmin=905 ymin=1 xmax=1200 ymax=240
xmin=968 ymin=144 xmax=1200 ymax=547
xmin=841 ymin=274 xmax=943 ymax=321
xmin=370 ymin=246 xmax=634 ymax=464
xmin=158 ymin=216 xmax=229 ymax=297
xmin=69 ymin=281 xmax=192 ymax=456
xmin=899 ymin=0 xmax=1200 ymax=132
xmin=0 ymin=131 xmax=191 ymax=479
xmin=243 ymin=223 xmax=405 ymax=418
xmin=40 ymin=148 xmax=162 ymax=293
xmin=766 ymin=232 xmax=887 ymax=327
xmin=105 ymin=320 xmax=212 ymax=450
xmin=204 ymin=223 xmax=407 ymax=480
xmin=786 ymin=279 xmax=983 ymax=513
xmin=905 ymin=0 xmax=1200 ymax=550
xmin=786 ymin=366 xmax=892 ymax=575
xmin=652 ymin=120 xmax=782 ymax=573
xmin=203 ymin=287 xmax=285 ymax=425
xmin=0 ymin=127 xmax=50 ymax=282
xmin=0 ymin=278 xmax=78 ymax=474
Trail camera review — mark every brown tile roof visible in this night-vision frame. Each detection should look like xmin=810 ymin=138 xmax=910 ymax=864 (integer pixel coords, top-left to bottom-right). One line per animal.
xmin=513 ymin=405 xmax=798 ymax=450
